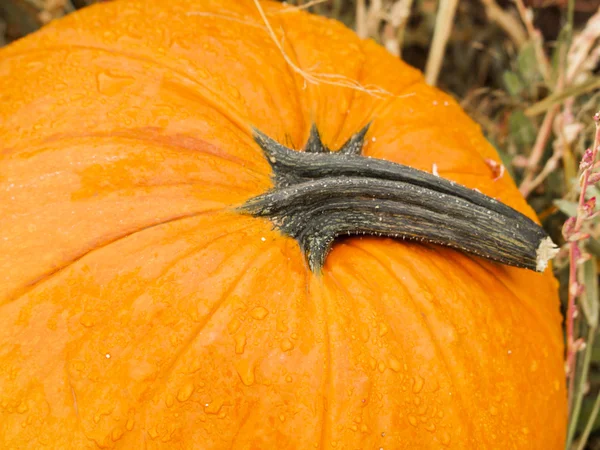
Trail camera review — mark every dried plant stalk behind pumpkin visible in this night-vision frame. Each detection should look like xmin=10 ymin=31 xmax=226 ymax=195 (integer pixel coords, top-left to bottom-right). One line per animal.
xmin=241 ymin=124 xmax=558 ymax=273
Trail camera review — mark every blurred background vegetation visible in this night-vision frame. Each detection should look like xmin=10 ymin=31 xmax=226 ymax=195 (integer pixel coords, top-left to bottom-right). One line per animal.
xmin=1 ymin=0 xmax=599 ymax=448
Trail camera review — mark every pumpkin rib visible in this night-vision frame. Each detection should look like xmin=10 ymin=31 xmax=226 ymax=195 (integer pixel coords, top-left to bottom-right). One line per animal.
xmin=316 ymin=279 xmax=334 ymax=450
xmin=134 ymin=242 xmax=271 ymax=405
xmin=2 ymin=208 xmax=228 ymax=306
xmin=12 ymin=132 xmax=269 ymax=181
xmin=2 ymin=44 xmax=255 ymax=138
xmin=335 ymin=241 xmax=478 ymax=443
xmin=452 ymin=254 xmax=560 ymax=356
xmin=420 ymin=245 xmax=558 ymax=351
xmin=362 ymin=240 xmax=565 ymax=447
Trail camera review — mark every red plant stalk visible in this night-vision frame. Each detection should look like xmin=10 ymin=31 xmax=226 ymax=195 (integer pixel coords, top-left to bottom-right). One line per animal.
xmin=565 ymin=112 xmax=600 ymax=409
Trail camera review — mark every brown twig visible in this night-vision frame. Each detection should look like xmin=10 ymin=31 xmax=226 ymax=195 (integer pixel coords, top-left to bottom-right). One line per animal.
xmin=514 ymin=0 xmax=552 ymax=84
xmin=425 ymin=0 xmax=459 ymax=86
xmin=519 ymin=105 xmax=560 ymax=197
xmin=479 ymin=0 xmax=527 ymax=48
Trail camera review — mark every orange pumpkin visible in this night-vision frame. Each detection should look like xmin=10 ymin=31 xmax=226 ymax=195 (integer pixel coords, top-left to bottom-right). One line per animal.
xmin=0 ymin=0 xmax=566 ymax=448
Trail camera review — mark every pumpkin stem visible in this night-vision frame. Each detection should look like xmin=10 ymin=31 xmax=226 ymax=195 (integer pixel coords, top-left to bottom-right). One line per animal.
xmin=240 ymin=125 xmax=558 ymax=273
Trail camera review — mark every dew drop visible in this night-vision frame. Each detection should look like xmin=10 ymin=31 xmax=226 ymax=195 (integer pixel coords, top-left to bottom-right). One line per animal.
xmin=235 ymin=359 xmax=256 ymax=386
xmin=388 ymin=358 xmax=401 ymax=372
xmin=165 ymin=394 xmax=175 ymax=407
xmin=205 ymin=398 xmax=224 ymax=415
xmin=280 ymin=338 xmax=294 ymax=352
xmin=408 ymin=415 xmax=418 ymax=427
xmin=126 ymin=417 xmax=135 ymax=431
xmin=96 ymin=71 xmax=136 ymax=96
xmin=412 ymin=375 xmax=424 ymax=393
xmin=228 ymin=317 xmax=242 ymax=334
xmin=234 ymin=334 xmax=247 ymax=354
xmin=177 ymin=383 xmax=194 ymax=402
xmin=285 ymin=375 xmax=293 ymax=383
xmin=79 ymin=314 xmax=95 ymax=328
xmin=378 ymin=322 xmax=389 ymax=337
xmin=16 ymin=403 xmax=28 ymax=414
xmin=377 ymin=361 xmax=386 ymax=373
xmin=111 ymin=426 xmax=124 ymax=441
xmin=440 ymin=431 xmax=451 ymax=445
xmin=250 ymin=306 xmax=269 ymax=320
xmin=425 ymin=423 xmax=436 ymax=433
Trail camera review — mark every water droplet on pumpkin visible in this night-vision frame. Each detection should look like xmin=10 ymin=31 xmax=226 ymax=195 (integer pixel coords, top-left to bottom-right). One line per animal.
xmin=234 ymin=334 xmax=246 ymax=354
xmin=440 ymin=431 xmax=451 ymax=445
xmin=235 ymin=359 xmax=255 ymax=386
xmin=378 ymin=322 xmax=389 ymax=337
xmin=111 ymin=426 xmax=124 ymax=441
xmin=425 ymin=423 xmax=436 ymax=433
xmin=412 ymin=375 xmax=424 ymax=393
xmin=280 ymin=338 xmax=294 ymax=352
xmin=79 ymin=314 xmax=95 ymax=327
xmin=177 ymin=383 xmax=194 ymax=402
xmin=285 ymin=375 xmax=293 ymax=383
xmin=165 ymin=394 xmax=175 ymax=407
xmin=148 ymin=427 xmax=159 ymax=439
xmin=16 ymin=403 xmax=28 ymax=414
xmin=408 ymin=415 xmax=418 ymax=427
xmin=489 ymin=405 xmax=498 ymax=416
xmin=126 ymin=417 xmax=135 ymax=431
xmin=389 ymin=358 xmax=401 ymax=372
xmin=96 ymin=71 xmax=136 ymax=96
xmin=228 ymin=317 xmax=242 ymax=334
xmin=377 ymin=361 xmax=386 ymax=373
xmin=250 ymin=306 xmax=268 ymax=320
xmin=205 ymin=398 xmax=224 ymax=414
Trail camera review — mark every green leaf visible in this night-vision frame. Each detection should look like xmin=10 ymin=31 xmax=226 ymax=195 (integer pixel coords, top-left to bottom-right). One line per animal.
xmin=517 ymin=42 xmax=539 ymax=84
xmin=579 ymin=258 xmax=599 ymax=327
xmin=503 ymin=71 xmax=524 ymax=97
xmin=508 ymin=110 xmax=537 ymax=149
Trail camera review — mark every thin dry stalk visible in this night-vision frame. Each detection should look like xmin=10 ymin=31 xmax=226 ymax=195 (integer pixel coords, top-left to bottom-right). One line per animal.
xmin=425 ymin=0 xmax=459 ymax=86
xmin=479 ymin=0 xmax=527 ymax=48
xmin=356 ymin=0 xmax=367 ymax=38
xmin=519 ymin=105 xmax=560 ymax=197
xmin=514 ymin=0 xmax=552 ymax=83
xmin=252 ymin=0 xmax=401 ymax=98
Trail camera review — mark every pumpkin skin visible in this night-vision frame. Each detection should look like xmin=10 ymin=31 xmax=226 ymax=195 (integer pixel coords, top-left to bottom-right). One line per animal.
xmin=0 ymin=0 xmax=566 ymax=448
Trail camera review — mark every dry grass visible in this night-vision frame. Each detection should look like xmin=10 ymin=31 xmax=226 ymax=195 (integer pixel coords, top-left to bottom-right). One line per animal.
xmin=1 ymin=0 xmax=600 ymax=447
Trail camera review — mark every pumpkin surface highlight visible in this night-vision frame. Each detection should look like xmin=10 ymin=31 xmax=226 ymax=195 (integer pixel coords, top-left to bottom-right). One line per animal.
xmin=0 ymin=0 xmax=566 ymax=448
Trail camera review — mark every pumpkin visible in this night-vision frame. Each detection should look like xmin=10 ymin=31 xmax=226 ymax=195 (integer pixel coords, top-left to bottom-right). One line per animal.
xmin=0 ymin=0 xmax=566 ymax=448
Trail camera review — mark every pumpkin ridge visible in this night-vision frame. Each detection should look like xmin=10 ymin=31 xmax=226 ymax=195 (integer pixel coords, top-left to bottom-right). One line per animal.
xmin=312 ymin=278 xmax=334 ymax=450
xmin=142 ymin=242 xmax=269 ymax=394
xmin=338 ymin=241 xmax=478 ymax=444
xmin=30 ymin=131 xmax=269 ymax=180
xmin=452 ymin=253 xmax=560 ymax=354
xmin=1 ymin=208 xmax=226 ymax=306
